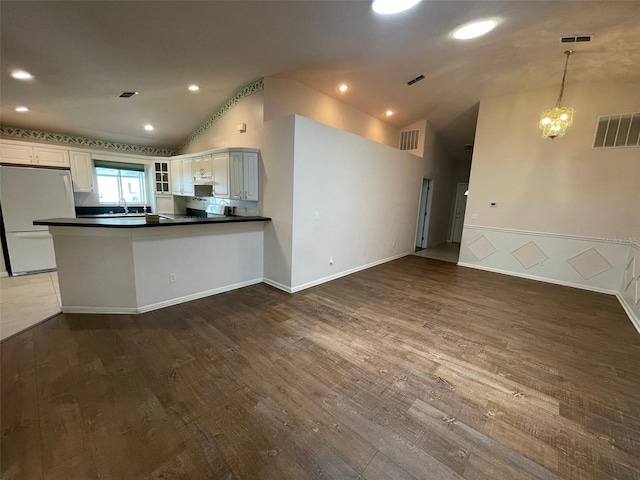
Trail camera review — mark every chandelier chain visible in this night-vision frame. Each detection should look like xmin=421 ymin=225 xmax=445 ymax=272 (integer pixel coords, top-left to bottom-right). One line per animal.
xmin=556 ymin=50 xmax=573 ymax=108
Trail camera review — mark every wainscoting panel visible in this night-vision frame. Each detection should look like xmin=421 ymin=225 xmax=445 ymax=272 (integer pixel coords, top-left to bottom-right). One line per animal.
xmin=620 ymin=244 xmax=640 ymax=331
xmin=459 ymin=226 xmax=639 ymax=332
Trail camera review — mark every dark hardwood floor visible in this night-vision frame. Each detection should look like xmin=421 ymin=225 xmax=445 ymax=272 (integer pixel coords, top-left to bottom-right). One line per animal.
xmin=2 ymin=256 xmax=639 ymax=479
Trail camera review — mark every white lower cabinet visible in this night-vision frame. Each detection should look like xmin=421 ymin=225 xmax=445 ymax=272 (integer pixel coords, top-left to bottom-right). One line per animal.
xmin=69 ymin=151 xmax=93 ymax=192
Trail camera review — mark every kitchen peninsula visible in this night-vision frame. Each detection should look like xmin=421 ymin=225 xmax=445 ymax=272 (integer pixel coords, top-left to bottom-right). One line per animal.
xmin=35 ymin=215 xmax=270 ymax=314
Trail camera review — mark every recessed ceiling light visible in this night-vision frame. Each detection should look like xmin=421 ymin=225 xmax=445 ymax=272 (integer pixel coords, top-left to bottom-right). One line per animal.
xmin=11 ymin=70 xmax=34 ymax=80
xmin=338 ymin=84 xmax=349 ymax=93
xmin=452 ymin=19 xmax=499 ymax=40
xmin=15 ymin=106 xmax=29 ymax=112
xmin=188 ymin=84 xmax=200 ymax=91
xmin=372 ymin=0 xmax=421 ymax=15
xmin=385 ymin=110 xmax=395 ymax=117
xmin=144 ymin=124 xmax=154 ymax=131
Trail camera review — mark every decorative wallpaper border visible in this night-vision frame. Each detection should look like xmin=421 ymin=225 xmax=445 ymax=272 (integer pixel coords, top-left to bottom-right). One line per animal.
xmin=177 ymin=78 xmax=264 ymax=151
xmin=0 ymin=126 xmax=178 ymax=157
xmin=0 ymin=77 xmax=264 ymax=157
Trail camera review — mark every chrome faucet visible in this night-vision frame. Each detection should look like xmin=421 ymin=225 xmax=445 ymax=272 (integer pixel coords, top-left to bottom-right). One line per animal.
xmin=118 ymin=197 xmax=128 ymax=214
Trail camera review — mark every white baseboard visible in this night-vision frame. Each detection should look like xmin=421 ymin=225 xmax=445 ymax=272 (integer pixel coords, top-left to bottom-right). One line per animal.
xmin=616 ymin=293 xmax=640 ymax=335
xmin=458 ymin=261 xmax=639 ymax=334
xmin=62 ymin=305 xmax=139 ymax=314
xmin=62 ymin=278 xmax=264 ymax=314
xmin=290 ymin=252 xmax=411 ymax=293
xmin=263 ymin=278 xmax=293 ymax=293
xmin=457 ymin=262 xmax=618 ymax=295
xmin=263 ymin=252 xmax=412 ymax=294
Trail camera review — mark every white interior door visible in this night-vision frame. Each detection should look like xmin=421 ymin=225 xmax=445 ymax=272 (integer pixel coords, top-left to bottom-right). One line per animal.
xmin=452 ymin=183 xmax=468 ymax=243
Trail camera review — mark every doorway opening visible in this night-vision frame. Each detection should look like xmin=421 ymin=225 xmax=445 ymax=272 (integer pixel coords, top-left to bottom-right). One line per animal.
xmin=450 ymin=182 xmax=469 ymax=243
xmin=415 ymin=178 xmax=433 ymax=250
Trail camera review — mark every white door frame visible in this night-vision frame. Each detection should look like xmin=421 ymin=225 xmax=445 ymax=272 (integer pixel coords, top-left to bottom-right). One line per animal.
xmin=450 ymin=182 xmax=469 ymax=243
xmin=415 ymin=178 xmax=433 ymax=249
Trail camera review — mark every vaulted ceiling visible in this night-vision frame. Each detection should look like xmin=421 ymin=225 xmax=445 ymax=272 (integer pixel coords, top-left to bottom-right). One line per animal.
xmin=2 ymin=1 xmax=639 ymax=162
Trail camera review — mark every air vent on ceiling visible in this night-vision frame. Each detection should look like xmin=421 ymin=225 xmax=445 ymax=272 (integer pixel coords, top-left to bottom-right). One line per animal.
xmin=407 ymin=74 xmax=425 ymax=86
xmin=561 ymin=35 xmax=592 ymax=43
xmin=400 ymin=129 xmax=420 ymax=151
xmin=593 ymin=112 xmax=640 ymax=148
xmin=118 ymin=91 xmax=139 ymax=98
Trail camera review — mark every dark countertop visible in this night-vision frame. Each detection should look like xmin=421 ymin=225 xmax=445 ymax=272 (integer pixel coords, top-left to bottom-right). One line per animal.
xmin=34 ymin=215 xmax=271 ymax=229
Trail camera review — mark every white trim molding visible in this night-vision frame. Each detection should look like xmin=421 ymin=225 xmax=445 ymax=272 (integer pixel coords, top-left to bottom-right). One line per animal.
xmin=459 ymin=225 xmax=639 ymax=333
xmin=62 ymin=278 xmax=264 ymax=314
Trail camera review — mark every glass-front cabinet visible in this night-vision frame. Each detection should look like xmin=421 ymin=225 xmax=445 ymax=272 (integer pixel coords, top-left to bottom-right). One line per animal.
xmin=154 ymin=161 xmax=170 ymax=195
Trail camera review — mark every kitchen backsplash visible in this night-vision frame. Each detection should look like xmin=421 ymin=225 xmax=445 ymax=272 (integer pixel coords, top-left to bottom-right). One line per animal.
xmin=186 ymin=197 xmax=262 ymax=217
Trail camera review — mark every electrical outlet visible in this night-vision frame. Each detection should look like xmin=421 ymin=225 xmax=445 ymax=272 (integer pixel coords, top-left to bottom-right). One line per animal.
xmin=314 ymin=211 xmax=320 ymax=220
xmin=329 ymin=256 xmax=333 ymax=266
xmin=471 ymin=213 xmax=479 ymax=219
xmin=170 ymin=273 xmax=176 ymax=283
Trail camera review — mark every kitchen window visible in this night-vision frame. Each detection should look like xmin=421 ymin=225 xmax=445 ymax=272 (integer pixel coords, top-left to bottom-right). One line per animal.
xmin=94 ymin=160 xmax=147 ymax=205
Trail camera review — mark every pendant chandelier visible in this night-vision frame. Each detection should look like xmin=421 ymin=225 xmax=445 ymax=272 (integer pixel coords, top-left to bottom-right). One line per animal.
xmin=539 ymin=50 xmax=575 ymax=139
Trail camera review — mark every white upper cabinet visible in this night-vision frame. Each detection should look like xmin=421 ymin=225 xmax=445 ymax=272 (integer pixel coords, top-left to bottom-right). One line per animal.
xmin=69 ymin=151 xmax=93 ymax=192
xmin=193 ymin=154 xmax=213 ymax=181
xmin=182 ymin=157 xmax=194 ymax=196
xmin=167 ymin=147 xmax=258 ymax=200
xmin=242 ymin=152 xmax=259 ymax=201
xmin=212 ymin=153 xmax=230 ymax=197
xmin=34 ymin=147 xmax=69 ymax=167
xmin=0 ymin=143 xmax=33 ymax=165
xmin=0 ymin=140 xmax=70 ymax=167
xmin=153 ymin=160 xmax=171 ymax=195
xmin=229 ymin=151 xmax=259 ymax=201
xmin=170 ymin=158 xmax=194 ymax=196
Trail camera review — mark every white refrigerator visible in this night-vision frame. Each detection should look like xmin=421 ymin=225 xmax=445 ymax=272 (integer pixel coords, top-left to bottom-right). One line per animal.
xmin=0 ymin=166 xmax=76 ymax=275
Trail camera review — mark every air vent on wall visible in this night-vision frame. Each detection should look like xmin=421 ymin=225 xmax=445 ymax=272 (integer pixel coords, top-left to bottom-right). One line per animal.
xmin=118 ymin=91 xmax=139 ymax=98
xmin=400 ymin=129 xmax=420 ymax=151
xmin=561 ymin=35 xmax=592 ymax=43
xmin=593 ymin=112 xmax=640 ymax=148
xmin=407 ymin=74 xmax=425 ymax=86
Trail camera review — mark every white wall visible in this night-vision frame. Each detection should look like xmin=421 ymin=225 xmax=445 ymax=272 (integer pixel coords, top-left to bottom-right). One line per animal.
xmin=288 ymin=115 xmax=423 ymax=291
xmin=459 ymin=82 xmax=640 ymax=327
xmin=264 ymin=78 xmax=400 ymax=149
xmin=261 ymin=116 xmax=296 ymax=289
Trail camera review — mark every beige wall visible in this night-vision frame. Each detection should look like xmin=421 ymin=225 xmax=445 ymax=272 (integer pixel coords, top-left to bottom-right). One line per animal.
xmin=261 ymin=116 xmax=296 ymax=288
xmin=459 ymin=82 xmax=639 ymax=324
xmin=420 ymin=121 xmax=459 ymax=246
xmin=180 ymin=91 xmax=265 ymax=154
xmin=264 ymin=77 xmax=401 ymax=149
xmin=466 ymin=82 xmax=640 ymax=240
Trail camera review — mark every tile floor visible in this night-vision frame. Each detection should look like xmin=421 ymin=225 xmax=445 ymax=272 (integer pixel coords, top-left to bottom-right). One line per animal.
xmin=0 ymin=272 xmax=61 ymax=341
xmin=412 ymin=241 xmax=461 ymax=263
